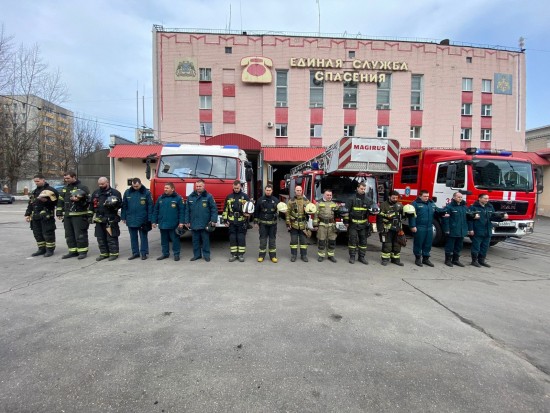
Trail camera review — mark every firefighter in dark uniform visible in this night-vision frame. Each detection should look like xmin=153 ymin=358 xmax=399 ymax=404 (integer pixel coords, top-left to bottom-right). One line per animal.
xmin=254 ymin=183 xmax=279 ymax=263
xmin=25 ymin=173 xmax=59 ymax=257
xmin=378 ymin=190 xmax=405 ymax=266
xmin=467 ymin=193 xmax=507 ymax=268
xmin=442 ymin=192 xmax=470 ymax=267
xmin=313 ymin=188 xmax=340 ymax=263
xmin=56 ymin=170 xmax=92 ymax=259
xmin=91 ymin=177 xmax=123 ymax=261
xmin=222 ymin=180 xmax=250 ymax=262
xmin=344 ymin=181 xmax=374 ymax=265
xmin=286 ymin=185 xmax=312 ymax=262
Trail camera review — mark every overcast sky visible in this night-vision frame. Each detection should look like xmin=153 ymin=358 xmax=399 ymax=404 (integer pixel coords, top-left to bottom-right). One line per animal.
xmin=2 ymin=0 xmax=549 ymax=143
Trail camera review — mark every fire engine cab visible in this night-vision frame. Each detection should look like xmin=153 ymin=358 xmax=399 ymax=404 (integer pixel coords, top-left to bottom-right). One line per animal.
xmin=393 ymin=147 xmax=543 ymax=246
xmin=282 ymin=137 xmax=400 ymax=232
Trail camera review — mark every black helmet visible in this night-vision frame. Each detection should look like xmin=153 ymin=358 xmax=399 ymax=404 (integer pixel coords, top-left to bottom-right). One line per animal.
xmin=103 ymin=196 xmax=120 ymax=208
xmin=175 ymin=226 xmax=187 ymax=237
xmin=205 ymin=222 xmax=216 ymax=233
xmin=71 ymin=189 xmax=87 ymax=199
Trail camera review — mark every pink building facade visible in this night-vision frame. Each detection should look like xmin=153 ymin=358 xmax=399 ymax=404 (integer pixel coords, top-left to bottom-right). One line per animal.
xmin=153 ymin=26 xmax=526 ymax=179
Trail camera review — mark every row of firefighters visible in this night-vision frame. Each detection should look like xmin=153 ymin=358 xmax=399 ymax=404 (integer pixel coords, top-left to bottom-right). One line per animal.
xmin=26 ymin=172 xmax=506 ymax=268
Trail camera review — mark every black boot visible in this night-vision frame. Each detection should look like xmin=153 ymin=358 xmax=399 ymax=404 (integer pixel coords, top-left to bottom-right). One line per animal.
xmin=44 ymin=249 xmax=54 ymax=258
xmin=358 ymin=255 xmax=368 ymax=265
xmin=444 ymin=253 xmax=454 ymax=267
xmin=349 ymin=255 xmax=355 ymax=264
xmin=31 ymin=248 xmax=46 ymax=257
xmin=290 ymin=255 xmax=297 ymax=262
xmin=415 ymin=255 xmax=423 ymax=267
xmin=452 ymin=254 xmax=465 ymax=267
xmin=422 ymin=257 xmax=434 ymax=267
xmin=471 ymin=254 xmax=481 ymax=268
xmin=478 ymin=256 xmax=491 ymax=268
xmin=391 ymin=258 xmax=404 ymax=266
xmin=301 ymin=255 xmax=309 ymax=263
xmin=62 ymin=252 xmax=79 ymax=259
xmin=381 ymin=259 xmax=389 ymax=266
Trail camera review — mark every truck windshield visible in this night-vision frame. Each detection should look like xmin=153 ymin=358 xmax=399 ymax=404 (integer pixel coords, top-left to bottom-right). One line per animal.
xmin=157 ymin=155 xmax=237 ymax=179
xmin=472 ymin=159 xmax=533 ymax=191
xmin=314 ymin=175 xmax=377 ymax=204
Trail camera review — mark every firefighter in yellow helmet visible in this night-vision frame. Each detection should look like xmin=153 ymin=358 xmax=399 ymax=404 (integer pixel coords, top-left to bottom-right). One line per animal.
xmin=24 ymin=174 xmax=59 ymax=257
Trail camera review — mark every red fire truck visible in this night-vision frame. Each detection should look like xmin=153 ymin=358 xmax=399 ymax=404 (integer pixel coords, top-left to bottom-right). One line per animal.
xmin=145 ymin=144 xmax=253 ymax=225
xmin=392 ymin=147 xmax=543 ymax=246
xmin=282 ymin=137 xmax=401 ymax=232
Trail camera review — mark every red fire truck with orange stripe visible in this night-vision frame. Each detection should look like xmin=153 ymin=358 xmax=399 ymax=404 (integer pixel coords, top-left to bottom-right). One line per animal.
xmin=392 ymin=147 xmax=543 ymax=246
xmin=281 ymin=137 xmax=401 ymax=233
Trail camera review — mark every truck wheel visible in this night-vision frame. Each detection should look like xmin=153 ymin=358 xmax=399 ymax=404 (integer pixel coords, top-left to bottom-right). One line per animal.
xmin=432 ymin=219 xmax=445 ymax=247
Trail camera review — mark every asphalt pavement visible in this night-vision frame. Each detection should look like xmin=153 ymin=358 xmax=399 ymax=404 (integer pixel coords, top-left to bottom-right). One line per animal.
xmin=0 ymin=202 xmax=549 ymax=412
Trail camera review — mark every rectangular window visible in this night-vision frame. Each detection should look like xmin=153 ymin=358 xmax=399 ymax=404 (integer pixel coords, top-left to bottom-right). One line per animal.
xmin=276 ymin=70 xmax=288 ymax=107
xmin=199 ymin=95 xmax=212 ymax=109
xmin=460 ymin=128 xmax=472 ymax=141
xmin=200 ymin=122 xmax=212 ymax=136
xmin=348 ymin=51 xmax=355 ymax=58
xmin=344 ymin=125 xmax=355 ymax=137
xmin=481 ymin=129 xmax=492 ymax=141
xmin=462 ymin=77 xmax=473 ymax=91
xmin=225 ymin=47 xmax=232 ymax=54
xmin=199 ymin=68 xmax=212 ymax=81
xmin=376 ymin=74 xmax=391 ymax=109
xmin=481 ymin=104 xmax=492 ymax=116
xmin=401 ymin=155 xmax=419 ymax=184
xmin=377 ymin=125 xmax=389 ymax=138
xmin=343 ymin=77 xmax=357 ymax=108
xmin=276 ymin=124 xmax=288 ymax=137
xmin=461 ymin=103 xmax=472 ymax=116
xmin=410 ymin=126 xmax=421 ymax=139
xmin=310 ymin=124 xmax=322 ymax=137
xmin=411 ymin=74 xmax=423 ymax=110
xmin=309 ymin=71 xmax=324 ymax=108
xmin=482 ymin=79 xmax=492 ymax=93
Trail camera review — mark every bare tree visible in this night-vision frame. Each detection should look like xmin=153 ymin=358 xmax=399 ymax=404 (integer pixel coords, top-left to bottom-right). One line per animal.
xmin=72 ymin=115 xmax=104 ymax=167
xmin=0 ymin=37 xmax=68 ymax=192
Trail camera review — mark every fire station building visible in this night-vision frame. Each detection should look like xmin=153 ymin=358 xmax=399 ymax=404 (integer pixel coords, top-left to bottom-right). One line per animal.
xmin=152 ymin=26 xmax=526 ymax=189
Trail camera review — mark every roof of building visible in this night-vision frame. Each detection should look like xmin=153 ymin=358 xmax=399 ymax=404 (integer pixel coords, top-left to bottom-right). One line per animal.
xmin=108 ymin=144 xmax=162 ymax=159
xmin=262 ymin=146 xmax=325 ymax=162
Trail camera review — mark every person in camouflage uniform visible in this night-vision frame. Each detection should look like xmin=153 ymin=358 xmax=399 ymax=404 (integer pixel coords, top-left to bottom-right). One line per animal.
xmin=312 ymin=189 xmax=339 ymax=263
xmin=286 ymin=185 xmax=311 ymax=262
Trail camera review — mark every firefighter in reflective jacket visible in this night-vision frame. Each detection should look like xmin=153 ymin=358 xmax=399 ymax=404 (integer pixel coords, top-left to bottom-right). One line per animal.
xmin=56 ymin=170 xmax=92 ymax=259
xmin=253 ymin=183 xmax=279 ymax=263
xmin=344 ymin=181 xmax=374 ymax=265
xmin=286 ymin=185 xmax=311 ymax=262
xmin=313 ymin=188 xmax=339 ymax=263
xmin=25 ymin=173 xmax=59 ymax=257
xmin=91 ymin=177 xmax=123 ymax=261
xmin=378 ymin=190 xmax=405 ymax=266
xmin=222 ymin=180 xmax=250 ymax=262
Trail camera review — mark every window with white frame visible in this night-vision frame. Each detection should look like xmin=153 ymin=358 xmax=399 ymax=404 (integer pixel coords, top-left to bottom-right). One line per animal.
xmin=410 ymin=126 xmax=421 ymax=139
xmin=276 ymin=70 xmax=288 ymax=107
xmin=481 ymin=104 xmax=492 ymax=116
xmin=481 ymin=129 xmax=492 ymax=141
xmin=377 ymin=125 xmax=389 ymax=138
xmin=376 ymin=74 xmax=391 ymax=109
xmin=199 ymin=68 xmax=212 ymax=81
xmin=199 ymin=95 xmax=212 ymax=109
xmin=462 ymin=78 xmax=473 ymax=91
xmin=343 ymin=77 xmax=357 ymax=108
xmin=200 ymin=122 xmax=212 ymax=136
xmin=461 ymin=103 xmax=472 ymax=116
xmin=309 ymin=71 xmax=324 ymax=108
xmin=411 ymin=74 xmax=423 ymax=110
xmin=482 ymin=79 xmax=492 ymax=93
xmin=276 ymin=124 xmax=288 ymax=137
xmin=310 ymin=124 xmax=322 ymax=137
xmin=460 ymin=128 xmax=472 ymax=140
xmin=344 ymin=125 xmax=355 ymax=137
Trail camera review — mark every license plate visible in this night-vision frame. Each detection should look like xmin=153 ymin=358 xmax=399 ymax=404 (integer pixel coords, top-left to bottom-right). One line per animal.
xmin=498 ymin=221 xmax=516 ymax=227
